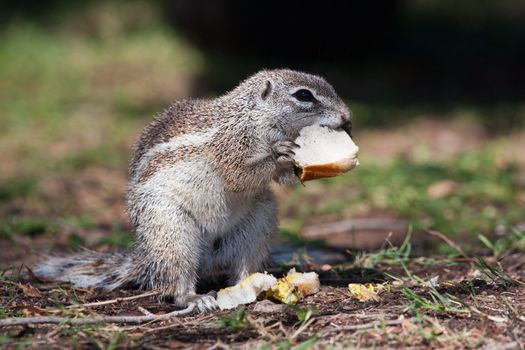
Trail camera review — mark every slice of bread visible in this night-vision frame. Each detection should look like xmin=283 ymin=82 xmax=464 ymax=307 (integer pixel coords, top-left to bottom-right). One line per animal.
xmin=293 ymin=125 xmax=359 ymax=182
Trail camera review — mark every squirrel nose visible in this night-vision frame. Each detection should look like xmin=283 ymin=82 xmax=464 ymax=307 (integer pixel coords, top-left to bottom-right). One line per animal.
xmin=341 ymin=120 xmax=353 ymax=137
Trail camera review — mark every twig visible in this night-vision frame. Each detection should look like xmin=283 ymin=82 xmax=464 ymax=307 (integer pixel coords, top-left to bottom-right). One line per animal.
xmin=138 ymin=306 xmax=154 ymax=316
xmin=425 ymin=229 xmax=469 ymax=258
xmin=483 ymin=341 xmax=521 ymax=350
xmin=68 ymin=290 xmax=161 ymax=308
xmin=118 ymin=313 xmax=215 ymax=332
xmin=0 ymin=304 xmax=196 ymax=327
xmin=323 ymin=319 xmax=403 ymax=333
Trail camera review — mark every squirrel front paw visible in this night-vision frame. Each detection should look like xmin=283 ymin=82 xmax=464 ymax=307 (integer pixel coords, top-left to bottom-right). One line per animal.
xmin=272 ymin=140 xmax=300 ymax=169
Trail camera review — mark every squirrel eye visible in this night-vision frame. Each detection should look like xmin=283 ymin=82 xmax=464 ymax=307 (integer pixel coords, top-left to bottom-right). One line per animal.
xmin=292 ymin=89 xmax=315 ymax=102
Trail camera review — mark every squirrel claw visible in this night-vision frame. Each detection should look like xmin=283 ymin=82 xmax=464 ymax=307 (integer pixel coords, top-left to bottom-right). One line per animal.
xmin=184 ymin=293 xmax=219 ymax=313
xmin=274 ymin=140 xmax=299 ymax=153
xmin=273 ymin=140 xmax=299 ymax=168
xmin=196 ymin=295 xmax=219 ymax=313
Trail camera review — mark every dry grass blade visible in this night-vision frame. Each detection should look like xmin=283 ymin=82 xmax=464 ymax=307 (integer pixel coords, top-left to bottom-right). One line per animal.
xmin=290 ymin=317 xmax=316 ymax=341
xmin=425 ymin=229 xmax=469 ymax=258
xmin=323 ymin=319 xmax=404 ymax=333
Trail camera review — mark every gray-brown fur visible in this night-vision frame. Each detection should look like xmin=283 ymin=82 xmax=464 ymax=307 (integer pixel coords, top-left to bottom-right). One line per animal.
xmin=34 ymin=69 xmax=352 ymax=312
xmin=136 ymin=149 xmax=193 ymax=183
xmin=129 ymin=100 xmax=217 ymax=178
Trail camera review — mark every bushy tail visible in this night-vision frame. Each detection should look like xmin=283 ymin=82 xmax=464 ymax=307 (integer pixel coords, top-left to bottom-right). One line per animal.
xmin=34 ymin=250 xmax=136 ymax=291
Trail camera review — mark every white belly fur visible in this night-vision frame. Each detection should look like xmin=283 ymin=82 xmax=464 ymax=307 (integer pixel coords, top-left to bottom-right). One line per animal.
xmin=136 ymin=158 xmax=256 ymax=238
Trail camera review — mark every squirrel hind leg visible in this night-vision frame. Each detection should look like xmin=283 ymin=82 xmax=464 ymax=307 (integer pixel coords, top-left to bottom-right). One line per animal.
xmin=34 ymin=251 xmax=134 ymax=290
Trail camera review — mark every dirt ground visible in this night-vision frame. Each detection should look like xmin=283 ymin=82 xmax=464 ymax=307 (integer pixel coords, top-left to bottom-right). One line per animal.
xmin=1 ymin=251 xmax=524 ymax=349
xmin=1 ymin=119 xmax=524 ymax=349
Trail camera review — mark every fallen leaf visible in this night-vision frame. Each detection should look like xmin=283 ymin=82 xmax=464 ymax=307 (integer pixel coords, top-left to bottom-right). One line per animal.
xmin=166 ymin=340 xmax=194 ymax=349
xmin=19 ymin=305 xmax=49 ymax=316
xmin=427 ymin=180 xmax=459 ymax=199
xmin=18 ymin=283 xmax=42 ymax=298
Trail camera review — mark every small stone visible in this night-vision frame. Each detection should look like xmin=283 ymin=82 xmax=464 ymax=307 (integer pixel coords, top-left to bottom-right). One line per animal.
xmin=320 ymin=264 xmax=332 ymax=271
xmin=253 ymin=300 xmax=287 ymax=313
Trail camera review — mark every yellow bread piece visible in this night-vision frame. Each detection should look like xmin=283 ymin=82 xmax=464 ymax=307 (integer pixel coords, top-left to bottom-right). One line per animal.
xmin=216 ymin=273 xmax=278 ymax=310
xmin=348 ymin=283 xmax=391 ymax=302
xmin=216 ymin=269 xmax=321 ymax=309
xmin=262 ymin=268 xmax=321 ymax=304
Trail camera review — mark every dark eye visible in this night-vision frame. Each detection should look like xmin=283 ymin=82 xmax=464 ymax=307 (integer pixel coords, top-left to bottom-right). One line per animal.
xmin=292 ymin=89 xmax=315 ymax=102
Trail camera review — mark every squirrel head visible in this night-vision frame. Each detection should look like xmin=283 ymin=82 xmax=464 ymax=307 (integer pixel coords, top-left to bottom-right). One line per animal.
xmin=231 ymin=69 xmax=352 ymax=141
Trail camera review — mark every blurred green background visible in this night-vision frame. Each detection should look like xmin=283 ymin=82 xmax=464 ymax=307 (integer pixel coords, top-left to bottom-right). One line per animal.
xmin=0 ymin=0 xmax=524 ymax=260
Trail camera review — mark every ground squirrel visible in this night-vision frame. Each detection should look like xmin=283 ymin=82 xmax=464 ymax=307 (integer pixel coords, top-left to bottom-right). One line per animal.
xmin=35 ymin=69 xmax=352 ymax=312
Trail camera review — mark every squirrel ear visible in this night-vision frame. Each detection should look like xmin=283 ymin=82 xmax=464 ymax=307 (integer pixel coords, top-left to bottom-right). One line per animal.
xmin=261 ymin=80 xmax=272 ymax=100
